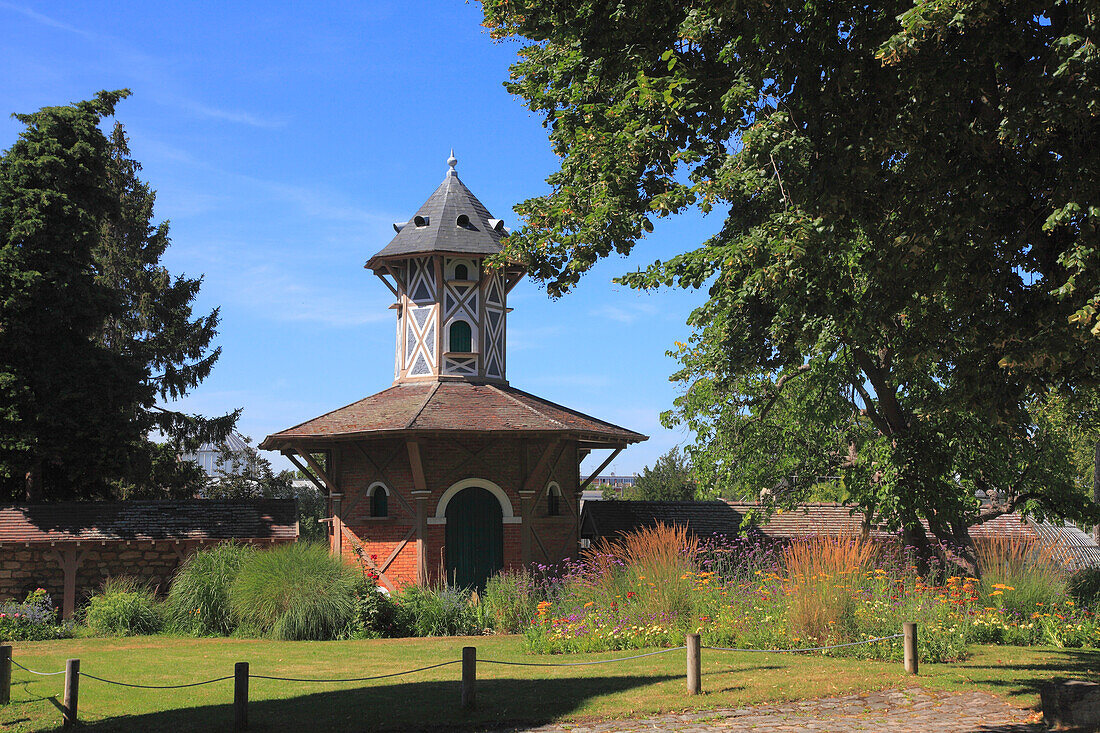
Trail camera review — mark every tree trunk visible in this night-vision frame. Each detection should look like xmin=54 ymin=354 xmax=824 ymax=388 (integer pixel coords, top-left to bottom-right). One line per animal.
xmin=24 ymin=460 xmax=42 ymax=503
xmin=1093 ymin=440 xmax=1099 ymax=545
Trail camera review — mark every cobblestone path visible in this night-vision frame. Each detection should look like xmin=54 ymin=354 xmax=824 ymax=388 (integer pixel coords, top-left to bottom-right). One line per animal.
xmin=494 ymin=687 xmax=1045 ymax=733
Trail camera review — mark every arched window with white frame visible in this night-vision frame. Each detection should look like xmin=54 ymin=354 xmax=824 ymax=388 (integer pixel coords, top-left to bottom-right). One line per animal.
xmin=368 ymin=482 xmax=389 ymax=518
xmin=546 ymin=481 xmax=562 ymax=517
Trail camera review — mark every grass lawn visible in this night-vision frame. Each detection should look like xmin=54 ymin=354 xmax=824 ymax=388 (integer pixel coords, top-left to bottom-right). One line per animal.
xmin=2 ymin=636 xmax=1097 ymax=731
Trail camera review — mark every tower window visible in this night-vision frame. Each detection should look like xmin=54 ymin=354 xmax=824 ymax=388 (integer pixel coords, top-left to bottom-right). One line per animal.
xmin=454 ymin=263 xmax=469 ymax=281
xmin=449 ymin=320 xmax=472 ymax=353
xmin=370 ymin=484 xmax=388 ymax=518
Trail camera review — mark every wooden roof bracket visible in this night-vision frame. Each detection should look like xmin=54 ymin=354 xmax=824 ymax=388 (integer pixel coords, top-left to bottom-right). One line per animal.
xmin=579 ymin=448 xmax=623 ymax=493
xmin=375 ymin=270 xmax=399 ymax=298
xmin=285 ymin=445 xmax=337 ymax=495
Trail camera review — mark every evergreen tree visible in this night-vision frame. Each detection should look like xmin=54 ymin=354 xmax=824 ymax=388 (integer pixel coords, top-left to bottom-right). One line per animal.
xmin=0 ymin=91 xmax=235 ymax=501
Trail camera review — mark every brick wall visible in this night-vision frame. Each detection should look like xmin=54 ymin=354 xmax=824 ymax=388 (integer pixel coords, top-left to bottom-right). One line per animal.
xmin=335 ymin=434 xmax=581 ymax=587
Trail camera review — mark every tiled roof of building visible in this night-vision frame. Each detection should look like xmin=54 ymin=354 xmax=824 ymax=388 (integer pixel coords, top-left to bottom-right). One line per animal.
xmin=0 ymin=500 xmax=298 ymax=544
xmin=581 ymin=500 xmax=1100 ymax=570
xmin=260 ymin=381 xmax=646 ymax=449
xmin=580 ymin=500 xmax=742 ymax=539
xmin=366 ymin=162 xmax=507 ymax=267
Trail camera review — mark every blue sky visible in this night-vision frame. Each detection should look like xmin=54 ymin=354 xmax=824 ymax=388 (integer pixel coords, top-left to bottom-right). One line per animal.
xmin=0 ymin=1 xmax=723 ymax=475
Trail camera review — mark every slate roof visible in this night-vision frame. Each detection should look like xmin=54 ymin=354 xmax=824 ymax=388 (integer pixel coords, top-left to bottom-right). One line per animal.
xmin=580 ymin=500 xmax=743 ymax=539
xmin=0 ymin=500 xmax=299 ymax=544
xmin=260 ymin=381 xmax=646 ymax=449
xmin=366 ymin=163 xmax=508 ymax=268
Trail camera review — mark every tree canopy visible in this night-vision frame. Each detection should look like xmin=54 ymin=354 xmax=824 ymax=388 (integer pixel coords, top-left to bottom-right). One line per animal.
xmin=606 ymin=447 xmax=697 ymax=501
xmin=0 ymin=91 xmax=235 ymax=501
xmin=480 ymin=0 xmax=1100 ymax=557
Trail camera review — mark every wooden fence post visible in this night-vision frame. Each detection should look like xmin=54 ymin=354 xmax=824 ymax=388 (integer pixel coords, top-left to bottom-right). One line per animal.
xmin=63 ymin=658 xmax=79 ymax=728
xmin=0 ymin=645 xmax=11 ymax=705
xmin=903 ymin=622 xmax=918 ymax=675
xmin=686 ymin=634 xmax=701 ymax=695
xmin=461 ymin=646 xmax=476 ymax=710
xmin=234 ymin=661 xmax=249 ymax=730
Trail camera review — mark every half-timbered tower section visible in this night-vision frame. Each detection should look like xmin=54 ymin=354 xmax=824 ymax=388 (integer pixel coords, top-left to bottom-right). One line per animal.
xmin=260 ymin=155 xmax=645 ymax=591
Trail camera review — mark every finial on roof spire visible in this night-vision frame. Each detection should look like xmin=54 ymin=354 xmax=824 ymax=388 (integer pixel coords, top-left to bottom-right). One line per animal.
xmin=447 ymin=149 xmax=458 ymax=177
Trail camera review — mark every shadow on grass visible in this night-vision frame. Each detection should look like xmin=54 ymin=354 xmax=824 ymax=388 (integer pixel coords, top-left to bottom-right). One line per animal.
xmin=72 ymin=674 xmax=681 ymax=732
xmin=944 ymin=648 xmax=1100 ymax=704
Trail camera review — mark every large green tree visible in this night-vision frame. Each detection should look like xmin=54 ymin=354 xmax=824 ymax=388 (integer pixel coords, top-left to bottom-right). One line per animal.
xmin=480 ymin=0 xmax=1100 ymax=561
xmin=606 ymin=447 xmax=698 ymax=501
xmin=0 ymin=91 xmax=234 ymax=501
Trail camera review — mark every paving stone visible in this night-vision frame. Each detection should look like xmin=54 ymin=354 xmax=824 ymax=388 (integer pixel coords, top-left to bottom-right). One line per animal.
xmin=486 ymin=687 xmax=1043 ymax=733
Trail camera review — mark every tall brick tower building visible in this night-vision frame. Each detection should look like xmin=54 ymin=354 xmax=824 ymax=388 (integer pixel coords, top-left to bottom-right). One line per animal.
xmin=261 ymin=154 xmax=646 ymax=591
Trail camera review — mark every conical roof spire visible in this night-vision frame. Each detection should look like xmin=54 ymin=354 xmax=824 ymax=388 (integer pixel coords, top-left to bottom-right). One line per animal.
xmin=366 ymin=154 xmax=510 ymax=269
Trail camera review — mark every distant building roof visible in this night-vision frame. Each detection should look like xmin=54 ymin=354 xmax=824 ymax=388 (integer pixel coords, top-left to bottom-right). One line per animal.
xmin=180 ymin=430 xmax=251 ymax=478
xmin=0 ymin=500 xmax=298 ymax=545
xmin=580 ymin=500 xmax=742 ymax=540
xmin=366 ymin=157 xmax=511 ymax=268
xmin=260 ymin=381 xmax=646 ymax=450
xmin=580 ymin=499 xmax=1100 ymax=570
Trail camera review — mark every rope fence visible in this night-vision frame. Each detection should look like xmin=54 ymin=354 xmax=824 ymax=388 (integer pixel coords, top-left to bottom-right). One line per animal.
xmin=0 ymin=621 xmax=920 ymax=729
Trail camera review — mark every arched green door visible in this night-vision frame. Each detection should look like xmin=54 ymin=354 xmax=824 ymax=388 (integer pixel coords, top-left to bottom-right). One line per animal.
xmin=445 ymin=486 xmax=503 ymax=591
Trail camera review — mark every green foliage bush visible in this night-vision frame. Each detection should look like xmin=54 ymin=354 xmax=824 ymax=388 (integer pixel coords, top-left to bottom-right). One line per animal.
xmin=394 ymin=585 xmax=481 ymax=637
xmin=483 ymin=570 xmax=537 ymax=633
xmin=347 ymin=577 xmax=401 ymax=639
xmin=84 ymin=577 xmax=162 ymax=636
xmin=230 ymin=542 xmax=359 ymax=640
xmin=166 ymin=542 xmax=253 ymax=635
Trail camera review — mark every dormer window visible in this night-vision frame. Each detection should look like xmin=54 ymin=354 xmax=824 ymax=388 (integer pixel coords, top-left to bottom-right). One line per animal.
xmin=449 ymin=320 xmax=472 ymax=353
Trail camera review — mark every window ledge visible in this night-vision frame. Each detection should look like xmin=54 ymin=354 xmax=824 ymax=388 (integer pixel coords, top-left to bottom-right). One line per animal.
xmin=444 ymin=351 xmax=479 ymax=358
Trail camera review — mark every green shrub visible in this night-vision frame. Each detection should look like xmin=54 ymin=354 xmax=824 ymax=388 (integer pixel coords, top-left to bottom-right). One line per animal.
xmin=166 ymin=542 xmax=254 ymax=635
xmin=230 ymin=543 xmax=359 ymax=640
xmin=1068 ymin=568 xmax=1100 ymax=610
xmin=84 ymin=577 xmax=162 ymax=636
xmin=483 ymin=570 xmax=536 ymax=633
xmin=394 ymin=584 xmax=480 ymax=636
xmin=347 ymin=577 xmax=401 ymax=639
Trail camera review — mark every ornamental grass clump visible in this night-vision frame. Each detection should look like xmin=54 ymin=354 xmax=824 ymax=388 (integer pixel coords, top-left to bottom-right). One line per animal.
xmin=589 ymin=522 xmax=700 ymax=621
xmin=975 ymin=537 xmax=1066 ymax=620
xmin=230 ymin=543 xmax=359 ymax=641
xmin=84 ymin=576 xmax=163 ymax=637
xmin=483 ymin=569 xmax=538 ymax=633
xmin=394 ymin=584 xmax=481 ymax=636
xmin=783 ymin=535 xmax=875 ymax=644
xmin=166 ymin=542 xmax=254 ymax=635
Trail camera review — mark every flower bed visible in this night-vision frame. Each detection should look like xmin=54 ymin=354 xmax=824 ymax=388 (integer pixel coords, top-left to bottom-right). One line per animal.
xmin=0 ymin=588 xmax=73 ymax=641
xmin=523 ymin=527 xmax=1100 ymax=662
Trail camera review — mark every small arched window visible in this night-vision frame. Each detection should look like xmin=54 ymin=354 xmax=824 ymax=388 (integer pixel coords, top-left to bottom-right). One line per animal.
xmin=370 ymin=484 xmax=388 ymax=518
xmin=454 ymin=263 xmax=469 ymax=280
xmin=547 ymin=483 xmax=562 ymax=516
xmin=449 ymin=320 xmax=472 ymax=353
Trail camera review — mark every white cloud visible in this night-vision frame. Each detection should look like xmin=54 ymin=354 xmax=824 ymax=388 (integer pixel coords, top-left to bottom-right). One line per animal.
xmin=0 ymin=1 xmax=94 ymax=38
xmin=590 ymin=301 xmax=659 ymax=324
